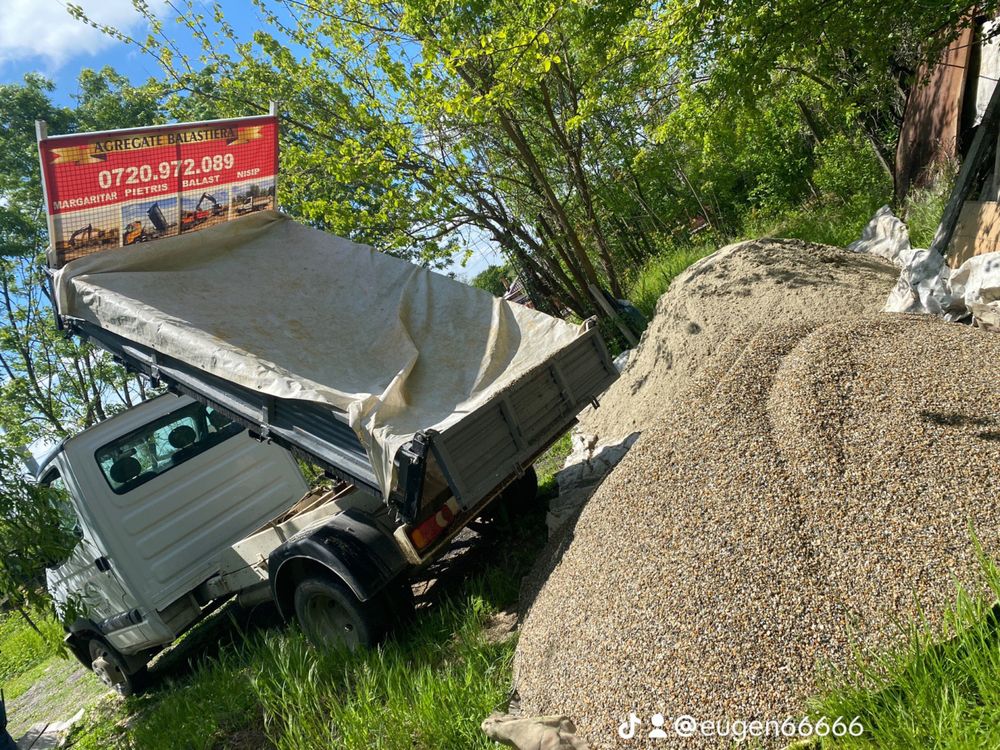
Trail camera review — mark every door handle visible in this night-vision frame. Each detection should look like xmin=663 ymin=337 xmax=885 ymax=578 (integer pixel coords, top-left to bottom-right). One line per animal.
xmin=94 ymin=556 xmax=112 ymax=572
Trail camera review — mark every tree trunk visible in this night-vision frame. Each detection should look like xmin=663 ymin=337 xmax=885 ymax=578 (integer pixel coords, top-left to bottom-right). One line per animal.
xmin=539 ymin=80 xmax=623 ymax=297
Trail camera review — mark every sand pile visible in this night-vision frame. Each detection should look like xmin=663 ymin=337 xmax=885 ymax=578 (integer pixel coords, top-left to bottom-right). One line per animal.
xmin=515 ymin=312 xmax=1000 ymax=748
xmin=579 ymin=238 xmax=898 ymax=442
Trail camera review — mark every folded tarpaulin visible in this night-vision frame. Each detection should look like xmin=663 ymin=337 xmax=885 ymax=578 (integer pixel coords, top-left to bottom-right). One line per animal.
xmin=54 ymin=211 xmax=583 ymax=497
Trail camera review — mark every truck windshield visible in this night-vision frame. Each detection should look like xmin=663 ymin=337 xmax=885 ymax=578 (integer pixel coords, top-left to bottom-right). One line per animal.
xmin=95 ymin=403 xmax=244 ymax=494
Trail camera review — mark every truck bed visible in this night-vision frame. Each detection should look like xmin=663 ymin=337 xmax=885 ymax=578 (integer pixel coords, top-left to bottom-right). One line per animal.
xmin=71 ymin=319 xmax=616 ymax=525
xmin=53 ymin=212 xmax=618 ymax=526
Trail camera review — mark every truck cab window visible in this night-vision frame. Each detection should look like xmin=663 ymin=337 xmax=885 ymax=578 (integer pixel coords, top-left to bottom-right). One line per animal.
xmin=95 ymin=403 xmax=244 ymax=495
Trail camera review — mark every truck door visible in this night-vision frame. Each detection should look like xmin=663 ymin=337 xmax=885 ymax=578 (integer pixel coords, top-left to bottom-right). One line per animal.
xmin=67 ymin=396 xmax=307 ymax=613
xmin=42 ymin=468 xmax=155 ymax=653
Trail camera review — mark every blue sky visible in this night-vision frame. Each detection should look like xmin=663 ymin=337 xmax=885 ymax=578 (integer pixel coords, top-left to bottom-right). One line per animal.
xmin=0 ymin=0 xmax=175 ymax=101
xmin=0 ymin=0 xmax=500 ymax=278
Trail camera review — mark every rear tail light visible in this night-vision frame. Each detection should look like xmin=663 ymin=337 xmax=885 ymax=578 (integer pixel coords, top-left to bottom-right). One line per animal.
xmin=408 ymin=498 xmax=460 ymax=551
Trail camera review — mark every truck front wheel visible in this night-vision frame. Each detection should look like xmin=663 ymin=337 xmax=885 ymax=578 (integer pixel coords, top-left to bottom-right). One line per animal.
xmin=293 ymin=575 xmax=387 ymax=651
xmin=89 ymin=639 xmax=138 ymax=697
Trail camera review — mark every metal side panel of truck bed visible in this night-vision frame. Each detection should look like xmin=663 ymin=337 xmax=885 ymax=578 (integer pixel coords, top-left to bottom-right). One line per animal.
xmin=419 ymin=328 xmax=616 ymax=512
xmin=70 ymin=319 xmax=617 ymax=528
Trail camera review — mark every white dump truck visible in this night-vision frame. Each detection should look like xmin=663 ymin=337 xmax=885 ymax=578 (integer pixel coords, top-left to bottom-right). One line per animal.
xmin=36 ymin=209 xmax=618 ymax=696
xmin=33 ymin=393 xmax=441 ymax=695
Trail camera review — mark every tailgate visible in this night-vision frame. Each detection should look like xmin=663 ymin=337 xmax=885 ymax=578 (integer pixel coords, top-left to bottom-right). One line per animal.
xmin=429 ymin=324 xmax=617 ymax=511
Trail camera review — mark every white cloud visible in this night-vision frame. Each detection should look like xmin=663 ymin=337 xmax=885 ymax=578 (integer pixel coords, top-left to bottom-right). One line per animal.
xmin=0 ymin=0 xmax=156 ymax=69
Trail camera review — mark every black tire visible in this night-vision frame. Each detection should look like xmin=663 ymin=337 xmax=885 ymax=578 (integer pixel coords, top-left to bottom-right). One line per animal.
xmin=293 ymin=574 xmax=388 ymax=651
xmin=89 ymin=639 xmax=138 ymax=697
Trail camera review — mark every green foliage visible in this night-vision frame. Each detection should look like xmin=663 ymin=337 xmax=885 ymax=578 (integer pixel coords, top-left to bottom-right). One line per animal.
xmin=812 ymin=134 xmax=892 ymax=205
xmin=0 ymin=448 xmax=77 ymax=617
xmin=626 ymin=244 xmax=716 ymax=320
xmin=252 ymin=583 xmax=514 ymax=750
xmin=534 ymin=431 xmax=573 ymax=501
xmin=127 ymin=658 xmax=260 ymax=750
xmin=748 ymin=195 xmax=889 ymax=250
xmin=904 ymin=163 xmax=957 ymax=249
xmin=0 ymin=72 xmax=164 ymax=621
xmin=0 ymin=607 xmax=63 ymax=686
xmin=470 ymin=264 xmax=512 ymax=297
xmin=809 ymin=541 xmax=1000 ymax=748
xmin=65 ymin=0 xmax=975 ymax=323
xmin=0 ymin=73 xmax=156 ymax=448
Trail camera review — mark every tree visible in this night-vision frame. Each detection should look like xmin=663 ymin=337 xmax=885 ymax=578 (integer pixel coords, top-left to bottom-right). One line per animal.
xmin=642 ymin=0 xmax=999 ymax=193
xmin=0 ymin=72 xmax=164 ymax=621
xmin=68 ymin=0 xmax=987 ymax=324
xmin=0 ymin=447 xmax=76 ymax=632
xmin=0 ymin=73 xmax=160 ymax=448
xmin=78 ymin=0 xmax=670 ymax=320
xmin=471 ymin=264 xmax=512 ymax=297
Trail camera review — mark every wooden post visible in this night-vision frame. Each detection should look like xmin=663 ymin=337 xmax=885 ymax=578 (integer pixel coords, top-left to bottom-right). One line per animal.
xmin=931 ymin=79 xmax=1000 ymax=257
xmin=992 ymin=128 xmax=1000 ymax=200
xmin=35 ymin=121 xmax=56 ymax=259
xmin=589 ymin=283 xmax=639 ymax=347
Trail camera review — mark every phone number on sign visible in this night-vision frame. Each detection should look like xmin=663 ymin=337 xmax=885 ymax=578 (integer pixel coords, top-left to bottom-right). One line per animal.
xmin=97 ymin=154 xmax=236 ymax=188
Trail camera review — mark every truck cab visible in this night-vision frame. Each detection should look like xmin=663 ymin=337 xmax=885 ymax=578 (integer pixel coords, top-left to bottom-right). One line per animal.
xmin=36 ymin=393 xmax=414 ymax=695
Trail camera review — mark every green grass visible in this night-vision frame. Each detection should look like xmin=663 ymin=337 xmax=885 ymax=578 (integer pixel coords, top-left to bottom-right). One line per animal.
xmin=748 ymin=193 xmax=888 ymax=249
xmin=622 ymin=179 xmax=954 ymax=322
xmin=67 ymin=559 xmax=523 ymax=750
xmin=902 ymin=171 xmax=953 ymax=249
xmin=807 ymin=543 xmax=1000 ymax=748
xmin=622 ymin=195 xmax=881 ymax=321
xmin=252 ymin=573 xmax=516 ymax=750
xmin=626 ymin=242 xmax=716 ymax=320
xmin=534 ymin=432 xmax=573 ymax=501
xmin=0 ymin=607 xmax=63 ymax=696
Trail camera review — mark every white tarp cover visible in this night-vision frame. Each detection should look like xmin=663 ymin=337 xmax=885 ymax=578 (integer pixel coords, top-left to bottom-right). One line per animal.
xmin=54 ymin=211 xmax=583 ymax=496
xmin=849 ymin=205 xmax=1000 ymax=330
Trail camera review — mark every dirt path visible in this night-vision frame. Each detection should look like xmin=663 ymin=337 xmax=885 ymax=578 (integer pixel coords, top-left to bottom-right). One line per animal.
xmin=8 ymin=656 xmax=105 ymax=742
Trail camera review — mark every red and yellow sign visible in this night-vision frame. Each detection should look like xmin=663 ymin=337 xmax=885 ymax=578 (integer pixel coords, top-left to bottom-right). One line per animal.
xmin=39 ymin=115 xmax=279 ymax=267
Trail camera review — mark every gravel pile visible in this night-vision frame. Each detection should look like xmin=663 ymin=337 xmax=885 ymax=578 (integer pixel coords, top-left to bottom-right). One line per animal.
xmin=515 ymin=313 xmax=1000 ymax=748
xmin=579 ymin=238 xmax=898 ymax=443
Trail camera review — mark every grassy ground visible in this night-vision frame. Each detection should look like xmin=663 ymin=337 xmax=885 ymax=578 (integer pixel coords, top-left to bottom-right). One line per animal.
xmin=622 ymin=196 xmax=885 ymax=321
xmin=807 ymin=548 xmax=1000 ymax=748
xmin=0 ymin=608 xmax=62 ymax=694
xmin=0 ymin=607 xmax=107 ymax=738
xmin=533 ymin=431 xmax=572 ymax=501
xmin=626 ymin=243 xmax=716 ymax=320
xmin=67 ymin=571 xmax=521 ymax=750
xmin=7 ymin=655 xmax=106 ymax=739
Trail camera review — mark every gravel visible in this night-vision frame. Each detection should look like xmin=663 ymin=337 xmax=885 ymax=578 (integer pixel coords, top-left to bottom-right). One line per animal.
xmin=578 ymin=238 xmax=899 ymax=443
xmin=514 ymin=241 xmax=1000 ymax=749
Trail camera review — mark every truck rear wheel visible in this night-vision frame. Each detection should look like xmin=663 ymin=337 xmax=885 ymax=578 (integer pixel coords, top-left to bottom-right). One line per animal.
xmin=293 ymin=575 xmax=387 ymax=651
xmin=89 ymin=639 xmax=138 ymax=697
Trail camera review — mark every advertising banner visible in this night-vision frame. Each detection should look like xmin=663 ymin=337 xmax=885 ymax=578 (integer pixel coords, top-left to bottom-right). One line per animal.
xmin=38 ymin=114 xmax=279 ymax=268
